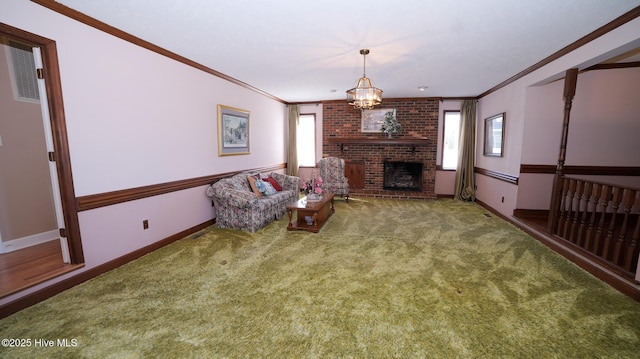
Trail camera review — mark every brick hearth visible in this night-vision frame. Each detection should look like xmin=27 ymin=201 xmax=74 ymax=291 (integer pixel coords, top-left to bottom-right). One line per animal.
xmin=322 ymin=99 xmax=439 ymax=199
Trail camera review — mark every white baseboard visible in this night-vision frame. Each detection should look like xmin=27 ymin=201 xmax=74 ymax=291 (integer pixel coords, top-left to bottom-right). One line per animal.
xmin=0 ymin=230 xmax=58 ymax=254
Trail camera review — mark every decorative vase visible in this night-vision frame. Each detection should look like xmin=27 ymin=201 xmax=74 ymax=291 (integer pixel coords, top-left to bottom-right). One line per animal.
xmin=304 ymin=216 xmax=314 ymax=226
xmin=307 ymin=193 xmax=321 ymax=201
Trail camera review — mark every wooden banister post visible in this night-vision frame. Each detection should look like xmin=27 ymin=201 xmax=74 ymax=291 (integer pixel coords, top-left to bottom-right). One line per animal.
xmin=548 ymin=68 xmax=579 ymax=233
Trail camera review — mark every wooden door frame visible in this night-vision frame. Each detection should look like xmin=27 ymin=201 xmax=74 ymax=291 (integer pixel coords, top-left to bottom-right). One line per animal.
xmin=0 ymin=23 xmax=84 ymax=264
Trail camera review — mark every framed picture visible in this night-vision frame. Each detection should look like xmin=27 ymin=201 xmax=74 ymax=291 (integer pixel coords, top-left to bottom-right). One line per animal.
xmin=217 ymin=104 xmax=250 ymax=156
xmin=484 ymin=112 xmax=505 ymax=157
xmin=361 ymin=108 xmax=395 ymax=133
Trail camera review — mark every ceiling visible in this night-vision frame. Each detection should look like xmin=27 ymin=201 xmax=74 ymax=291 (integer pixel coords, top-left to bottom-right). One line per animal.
xmin=55 ymin=0 xmax=640 ymax=103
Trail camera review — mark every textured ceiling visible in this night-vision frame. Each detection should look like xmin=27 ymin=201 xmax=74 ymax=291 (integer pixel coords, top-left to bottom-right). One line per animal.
xmin=56 ymin=0 xmax=640 ymax=102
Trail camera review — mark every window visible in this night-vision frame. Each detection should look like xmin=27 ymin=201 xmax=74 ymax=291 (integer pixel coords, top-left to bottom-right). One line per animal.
xmin=442 ymin=111 xmax=461 ymax=170
xmin=297 ymin=114 xmax=316 ymax=167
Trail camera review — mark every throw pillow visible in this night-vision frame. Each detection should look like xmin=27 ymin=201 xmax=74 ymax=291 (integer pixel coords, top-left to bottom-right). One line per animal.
xmin=263 ymin=176 xmax=283 ymax=191
xmin=247 ymin=175 xmax=263 ymax=196
xmin=254 ymin=179 xmax=277 ymax=196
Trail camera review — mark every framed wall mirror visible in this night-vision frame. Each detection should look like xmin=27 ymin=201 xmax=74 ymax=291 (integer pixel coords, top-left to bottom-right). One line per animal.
xmin=483 ymin=112 xmax=505 ymax=157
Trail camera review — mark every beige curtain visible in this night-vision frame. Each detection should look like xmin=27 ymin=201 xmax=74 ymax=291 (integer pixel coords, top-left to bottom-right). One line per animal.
xmin=454 ymin=100 xmax=476 ymax=201
xmin=287 ymin=105 xmax=299 ymax=176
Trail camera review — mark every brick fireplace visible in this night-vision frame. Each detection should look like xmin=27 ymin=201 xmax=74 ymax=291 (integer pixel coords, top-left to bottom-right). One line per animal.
xmin=321 ymin=98 xmax=439 ymax=199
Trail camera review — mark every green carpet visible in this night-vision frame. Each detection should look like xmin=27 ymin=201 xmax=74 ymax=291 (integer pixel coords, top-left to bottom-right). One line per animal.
xmin=1 ymin=198 xmax=639 ymax=358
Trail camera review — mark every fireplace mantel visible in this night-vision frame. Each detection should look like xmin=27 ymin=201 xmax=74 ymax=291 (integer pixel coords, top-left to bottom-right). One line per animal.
xmin=327 ymin=138 xmax=430 ymax=152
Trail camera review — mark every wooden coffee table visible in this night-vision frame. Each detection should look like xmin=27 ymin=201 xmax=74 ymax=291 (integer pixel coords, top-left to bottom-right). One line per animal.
xmin=286 ymin=193 xmax=334 ymax=233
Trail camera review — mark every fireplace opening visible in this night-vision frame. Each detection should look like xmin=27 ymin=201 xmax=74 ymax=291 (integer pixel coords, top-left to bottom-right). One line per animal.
xmin=383 ymin=161 xmax=423 ymax=191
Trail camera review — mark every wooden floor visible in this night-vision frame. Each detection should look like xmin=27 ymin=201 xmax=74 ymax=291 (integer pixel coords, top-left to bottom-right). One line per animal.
xmin=0 ymin=240 xmax=81 ymax=298
xmin=514 ymin=212 xmax=548 ymax=232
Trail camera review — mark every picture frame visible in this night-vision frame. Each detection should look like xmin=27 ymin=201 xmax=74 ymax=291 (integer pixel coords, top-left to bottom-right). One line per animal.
xmin=217 ymin=104 xmax=250 ymax=156
xmin=484 ymin=112 xmax=505 ymax=157
xmin=361 ymin=108 xmax=395 ymax=133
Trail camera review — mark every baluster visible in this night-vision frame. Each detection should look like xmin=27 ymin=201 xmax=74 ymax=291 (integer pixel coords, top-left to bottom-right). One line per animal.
xmin=556 ymin=178 xmax=570 ymax=236
xmin=562 ymin=179 xmax=576 ymax=239
xmin=548 ymin=175 xmax=564 ymax=233
xmin=584 ymin=183 xmax=602 ymax=252
xmin=593 ymin=185 xmax=611 ymax=256
xmin=569 ymin=180 xmax=585 ymax=244
xmin=613 ymin=189 xmax=636 ymax=266
xmin=624 ymin=192 xmax=640 ymax=272
xmin=602 ymin=186 xmax=622 ymax=261
xmin=576 ymin=182 xmax=593 ymax=247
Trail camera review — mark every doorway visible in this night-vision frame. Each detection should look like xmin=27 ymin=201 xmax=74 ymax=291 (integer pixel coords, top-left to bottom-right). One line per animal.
xmin=0 ymin=23 xmax=84 ymax=298
xmin=0 ymin=38 xmax=66 ymax=258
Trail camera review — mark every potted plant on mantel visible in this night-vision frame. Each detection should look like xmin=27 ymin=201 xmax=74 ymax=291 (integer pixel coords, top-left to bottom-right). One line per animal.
xmin=381 ymin=111 xmax=401 ymax=138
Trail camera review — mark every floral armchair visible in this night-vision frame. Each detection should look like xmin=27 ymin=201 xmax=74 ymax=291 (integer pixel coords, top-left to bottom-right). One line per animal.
xmin=318 ymin=157 xmax=349 ymax=202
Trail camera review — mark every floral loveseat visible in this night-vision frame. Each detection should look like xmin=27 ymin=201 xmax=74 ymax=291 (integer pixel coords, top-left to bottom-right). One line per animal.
xmin=206 ymin=172 xmax=300 ymax=232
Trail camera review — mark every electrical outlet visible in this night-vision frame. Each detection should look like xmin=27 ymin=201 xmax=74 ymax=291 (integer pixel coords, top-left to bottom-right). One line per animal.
xmin=143 ymin=220 xmax=149 ymax=229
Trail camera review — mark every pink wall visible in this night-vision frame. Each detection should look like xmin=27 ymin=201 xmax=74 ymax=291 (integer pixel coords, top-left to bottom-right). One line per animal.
xmin=516 ymin=174 xmax=555 ymax=210
xmin=475 ymin=175 xmax=519 ymax=218
xmin=77 ymin=187 xmax=213 ymax=266
xmin=1 ymin=0 xmax=287 ymax=305
xmin=522 ymin=67 xmax=640 ymax=166
xmin=434 ymin=171 xmax=455 ymax=196
xmin=476 ymin=83 xmax=526 ymax=177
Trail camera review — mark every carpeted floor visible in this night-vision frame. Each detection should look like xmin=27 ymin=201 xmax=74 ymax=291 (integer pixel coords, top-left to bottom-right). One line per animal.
xmin=1 ymin=198 xmax=639 ymax=358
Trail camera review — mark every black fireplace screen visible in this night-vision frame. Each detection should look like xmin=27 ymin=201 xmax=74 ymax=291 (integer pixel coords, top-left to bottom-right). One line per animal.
xmin=383 ymin=161 xmax=423 ymax=191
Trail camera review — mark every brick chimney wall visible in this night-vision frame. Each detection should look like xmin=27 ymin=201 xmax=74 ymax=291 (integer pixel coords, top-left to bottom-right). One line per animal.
xmin=322 ymin=98 xmax=440 ymax=199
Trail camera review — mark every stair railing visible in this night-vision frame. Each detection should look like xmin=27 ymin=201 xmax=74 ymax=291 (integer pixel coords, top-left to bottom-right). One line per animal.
xmin=549 ymin=175 xmax=639 ymax=281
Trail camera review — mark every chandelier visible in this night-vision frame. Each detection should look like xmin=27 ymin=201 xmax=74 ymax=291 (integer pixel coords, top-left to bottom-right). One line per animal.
xmin=346 ymin=49 xmax=382 ymax=110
